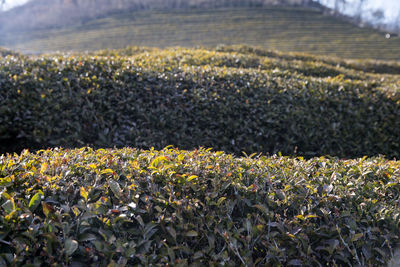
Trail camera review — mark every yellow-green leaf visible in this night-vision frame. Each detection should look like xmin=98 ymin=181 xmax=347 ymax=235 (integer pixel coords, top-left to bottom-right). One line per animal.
xmin=29 ymin=192 xmax=43 ymax=212
xmin=150 ymin=156 xmax=168 ymax=168
xmin=40 ymin=162 xmax=48 ymax=174
xmin=72 ymin=206 xmax=81 ymax=217
xmin=217 ymin=197 xmax=226 ymax=206
xmin=42 ymin=202 xmax=52 ymax=218
xmin=177 ymin=154 xmax=185 ymax=162
xmin=80 ymin=187 xmax=88 ymax=201
xmin=256 ymin=224 xmax=264 ymax=232
xmin=187 ymin=175 xmax=198 ymax=182
xmin=1 ymin=191 xmax=12 ymax=200
xmin=101 ymin=169 xmax=114 ymax=175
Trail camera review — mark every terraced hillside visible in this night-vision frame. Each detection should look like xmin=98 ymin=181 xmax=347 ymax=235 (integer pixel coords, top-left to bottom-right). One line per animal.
xmin=1 ymin=7 xmax=400 ymax=60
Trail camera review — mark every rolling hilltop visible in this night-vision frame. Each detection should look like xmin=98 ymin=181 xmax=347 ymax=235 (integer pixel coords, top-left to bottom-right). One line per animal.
xmin=1 ymin=45 xmax=400 ymax=156
xmin=1 ymin=4 xmax=399 ymax=60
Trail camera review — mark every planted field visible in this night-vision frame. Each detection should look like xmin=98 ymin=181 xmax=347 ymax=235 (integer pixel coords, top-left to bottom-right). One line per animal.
xmin=1 ymin=46 xmax=400 ymax=157
xmin=1 ymin=7 xmax=400 ymax=60
xmin=1 ymin=45 xmax=400 ymax=265
xmin=1 ymin=147 xmax=400 ymax=266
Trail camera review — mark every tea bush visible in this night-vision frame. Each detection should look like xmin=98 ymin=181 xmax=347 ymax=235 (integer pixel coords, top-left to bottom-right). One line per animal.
xmin=1 ymin=147 xmax=400 ymax=266
xmin=1 ymin=46 xmax=399 ymax=157
xmin=0 ymin=48 xmax=19 ymax=57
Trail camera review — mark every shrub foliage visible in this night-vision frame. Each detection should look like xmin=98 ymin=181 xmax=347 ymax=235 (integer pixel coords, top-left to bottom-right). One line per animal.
xmin=1 ymin=147 xmax=400 ymax=266
xmin=1 ymin=46 xmax=400 ymax=157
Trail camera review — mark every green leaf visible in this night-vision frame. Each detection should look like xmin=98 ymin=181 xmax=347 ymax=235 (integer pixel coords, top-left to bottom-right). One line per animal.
xmin=185 ymin=230 xmax=198 ymax=237
xmin=288 ymin=259 xmax=303 ymax=266
xmin=42 ymin=202 xmax=54 ymax=218
xmin=79 ymin=233 xmax=98 ymax=242
xmin=65 ymin=239 xmax=78 ymax=256
xmin=166 ymin=226 xmax=177 ymax=242
xmin=217 ymin=197 xmax=226 ymax=206
xmin=253 ymin=204 xmax=268 ymax=215
xmin=1 ymin=199 xmax=15 ymax=214
xmin=351 ymin=233 xmax=363 ymax=242
xmin=109 ymin=180 xmax=121 ymax=198
xmin=29 ymin=192 xmax=43 ymax=212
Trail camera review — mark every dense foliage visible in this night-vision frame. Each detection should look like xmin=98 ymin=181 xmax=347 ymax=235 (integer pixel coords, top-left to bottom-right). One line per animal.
xmin=1 ymin=147 xmax=400 ymax=266
xmin=1 ymin=46 xmax=400 ymax=157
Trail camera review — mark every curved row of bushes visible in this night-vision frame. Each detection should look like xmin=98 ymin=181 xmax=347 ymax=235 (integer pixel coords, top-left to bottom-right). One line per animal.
xmin=214 ymin=45 xmax=400 ymax=75
xmin=1 ymin=147 xmax=400 ymax=265
xmin=0 ymin=47 xmax=19 ymax=57
xmin=1 ymin=47 xmax=400 ymax=157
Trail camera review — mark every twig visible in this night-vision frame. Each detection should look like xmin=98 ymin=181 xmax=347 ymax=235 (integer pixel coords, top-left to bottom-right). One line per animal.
xmin=336 ymin=224 xmax=361 ymax=266
xmin=0 ymin=239 xmax=11 ymax=245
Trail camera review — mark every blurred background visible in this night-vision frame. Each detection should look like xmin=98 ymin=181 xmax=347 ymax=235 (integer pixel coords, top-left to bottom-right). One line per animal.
xmin=0 ymin=0 xmax=399 ymax=59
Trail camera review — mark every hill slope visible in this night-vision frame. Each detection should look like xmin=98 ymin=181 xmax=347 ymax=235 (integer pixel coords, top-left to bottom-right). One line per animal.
xmin=1 ymin=45 xmax=399 ymax=157
xmin=1 ymin=7 xmax=400 ymax=60
xmin=0 ymin=0 xmax=318 ymax=31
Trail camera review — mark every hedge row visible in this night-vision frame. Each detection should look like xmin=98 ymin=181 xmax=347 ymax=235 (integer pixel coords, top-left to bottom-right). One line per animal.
xmin=1 ymin=147 xmax=400 ymax=266
xmin=1 ymin=46 xmax=400 ymax=157
xmin=214 ymin=45 xmax=400 ymax=75
xmin=0 ymin=47 xmax=18 ymax=57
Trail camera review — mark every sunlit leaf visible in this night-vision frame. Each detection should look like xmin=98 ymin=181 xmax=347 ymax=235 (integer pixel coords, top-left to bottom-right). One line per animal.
xmin=42 ymin=202 xmax=53 ymax=218
xmin=109 ymin=180 xmax=121 ymax=198
xmin=40 ymin=162 xmax=49 ymax=174
xmin=65 ymin=239 xmax=78 ymax=256
xmin=187 ymin=175 xmax=198 ymax=182
xmin=101 ymin=169 xmax=114 ymax=175
xmin=29 ymin=192 xmax=43 ymax=212
xmin=80 ymin=187 xmax=88 ymax=202
xmin=1 ymin=199 xmax=15 ymax=214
